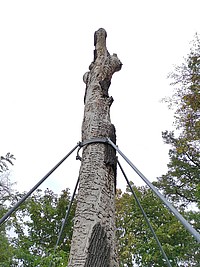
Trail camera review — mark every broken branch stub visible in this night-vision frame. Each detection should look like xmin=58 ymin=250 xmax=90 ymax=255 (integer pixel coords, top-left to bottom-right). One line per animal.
xmin=83 ymin=28 xmax=122 ymax=105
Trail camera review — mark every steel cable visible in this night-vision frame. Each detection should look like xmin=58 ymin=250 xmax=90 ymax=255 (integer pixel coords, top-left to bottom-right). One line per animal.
xmin=0 ymin=143 xmax=80 ymax=226
xmin=107 ymin=137 xmax=200 ymax=243
xmin=117 ymin=160 xmax=172 ymax=267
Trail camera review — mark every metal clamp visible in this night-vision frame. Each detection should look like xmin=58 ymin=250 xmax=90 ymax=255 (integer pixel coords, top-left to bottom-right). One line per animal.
xmin=76 ymin=137 xmax=109 ymax=161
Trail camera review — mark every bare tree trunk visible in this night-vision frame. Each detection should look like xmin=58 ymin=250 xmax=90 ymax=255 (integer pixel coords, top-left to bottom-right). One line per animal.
xmin=68 ymin=28 xmax=122 ymax=267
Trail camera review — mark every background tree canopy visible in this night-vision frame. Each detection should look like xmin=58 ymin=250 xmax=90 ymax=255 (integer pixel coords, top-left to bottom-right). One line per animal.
xmin=116 ymin=186 xmax=199 ymax=267
xmin=154 ymin=34 xmax=200 ymax=208
xmin=115 ymin=33 xmax=200 ymax=267
xmin=10 ymin=188 xmax=75 ymax=266
xmin=0 ymin=186 xmax=75 ymax=266
xmin=0 ymin=153 xmax=16 ymax=267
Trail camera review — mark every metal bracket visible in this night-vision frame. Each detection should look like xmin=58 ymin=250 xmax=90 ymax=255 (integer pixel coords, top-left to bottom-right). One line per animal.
xmin=80 ymin=137 xmax=109 ymax=147
xmin=76 ymin=138 xmax=109 ymax=161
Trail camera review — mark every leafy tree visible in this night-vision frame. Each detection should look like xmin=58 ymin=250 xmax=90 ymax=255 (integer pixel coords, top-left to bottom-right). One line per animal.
xmin=0 ymin=230 xmax=13 ymax=267
xmin=155 ymin=34 xmax=200 ymax=207
xmin=0 ymin=152 xmax=75 ymax=266
xmin=0 ymin=153 xmax=15 ymax=173
xmin=116 ymin=35 xmax=200 ymax=266
xmin=116 ymin=186 xmax=199 ymax=267
xmin=0 ymin=153 xmax=16 ymax=204
xmin=0 ymin=153 xmax=16 ymax=267
xmin=9 ymin=188 xmax=76 ymax=266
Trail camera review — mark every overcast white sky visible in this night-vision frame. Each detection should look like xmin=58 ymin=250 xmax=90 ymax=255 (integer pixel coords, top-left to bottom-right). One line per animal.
xmin=0 ymin=0 xmax=199 ymax=195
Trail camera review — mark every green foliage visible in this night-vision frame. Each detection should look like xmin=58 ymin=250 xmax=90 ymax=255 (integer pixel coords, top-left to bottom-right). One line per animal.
xmin=116 ymin=186 xmax=199 ymax=267
xmin=155 ymin=34 xmax=200 ymax=207
xmin=0 ymin=153 xmax=15 ymax=173
xmin=0 ymin=152 xmax=74 ymax=266
xmin=1 ymin=188 xmax=75 ymax=266
xmin=0 ymin=216 xmax=14 ymax=267
xmin=154 ymin=130 xmax=200 ymax=206
xmin=0 ymin=153 xmax=16 ymax=266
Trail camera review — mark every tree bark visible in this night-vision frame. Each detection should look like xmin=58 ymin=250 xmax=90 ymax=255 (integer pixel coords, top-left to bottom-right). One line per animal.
xmin=68 ymin=28 xmax=122 ymax=267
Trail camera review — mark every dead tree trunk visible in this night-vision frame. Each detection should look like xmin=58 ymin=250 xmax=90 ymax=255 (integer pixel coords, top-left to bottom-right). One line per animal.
xmin=68 ymin=28 xmax=122 ymax=267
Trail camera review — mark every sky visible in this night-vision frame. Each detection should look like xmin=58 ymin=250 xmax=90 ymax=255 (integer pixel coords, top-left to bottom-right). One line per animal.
xmin=0 ymin=0 xmax=199 ymax=196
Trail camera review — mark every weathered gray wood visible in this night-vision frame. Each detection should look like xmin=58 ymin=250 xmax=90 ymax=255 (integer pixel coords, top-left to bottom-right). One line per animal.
xmin=68 ymin=28 xmax=122 ymax=267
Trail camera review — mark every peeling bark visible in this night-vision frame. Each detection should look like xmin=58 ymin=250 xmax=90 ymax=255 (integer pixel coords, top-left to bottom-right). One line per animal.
xmin=68 ymin=28 xmax=122 ymax=267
